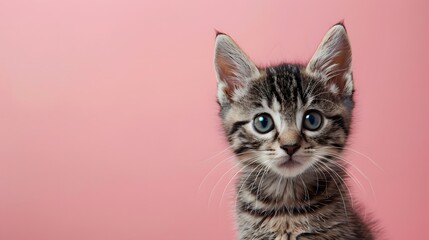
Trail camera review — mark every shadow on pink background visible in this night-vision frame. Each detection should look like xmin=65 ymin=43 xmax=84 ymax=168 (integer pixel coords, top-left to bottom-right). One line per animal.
xmin=0 ymin=0 xmax=428 ymax=239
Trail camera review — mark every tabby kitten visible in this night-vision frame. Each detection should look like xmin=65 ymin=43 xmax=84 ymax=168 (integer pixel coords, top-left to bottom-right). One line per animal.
xmin=213 ymin=24 xmax=375 ymax=240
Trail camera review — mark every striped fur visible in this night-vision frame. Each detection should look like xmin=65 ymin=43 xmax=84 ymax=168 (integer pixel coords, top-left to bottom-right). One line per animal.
xmin=214 ymin=24 xmax=376 ymax=240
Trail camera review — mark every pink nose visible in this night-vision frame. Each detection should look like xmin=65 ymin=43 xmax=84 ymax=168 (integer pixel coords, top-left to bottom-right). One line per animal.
xmin=281 ymin=144 xmax=300 ymax=156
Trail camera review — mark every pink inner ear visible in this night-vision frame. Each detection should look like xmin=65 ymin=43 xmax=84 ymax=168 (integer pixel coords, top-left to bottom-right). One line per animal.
xmin=307 ymin=25 xmax=352 ymax=95
xmin=214 ymin=34 xmax=260 ymax=101
xmin=326 ymin=54 xmax=349 ymax=92
xmin=216 ymin=56 xmax=241 ymax=98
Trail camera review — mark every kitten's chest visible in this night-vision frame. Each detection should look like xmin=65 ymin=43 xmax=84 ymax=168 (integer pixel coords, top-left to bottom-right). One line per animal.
xmin=265 ymin=215 xmax=309 ymax=239
xmin=240 ymin=213 xmax=311 ymax=240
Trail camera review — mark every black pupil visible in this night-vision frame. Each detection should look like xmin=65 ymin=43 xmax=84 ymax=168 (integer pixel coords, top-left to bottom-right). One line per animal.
xmin=306 ymin=114 xmax=316 ymax=126
xmin=259 ymin=116 xmax=269 ymax=129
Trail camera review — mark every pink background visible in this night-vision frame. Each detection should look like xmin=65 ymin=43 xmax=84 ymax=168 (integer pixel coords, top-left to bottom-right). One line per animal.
xmin=0 ymin=0 xmax=428 ymax=239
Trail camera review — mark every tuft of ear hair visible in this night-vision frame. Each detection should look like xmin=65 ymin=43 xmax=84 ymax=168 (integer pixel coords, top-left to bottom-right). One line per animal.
xmin=214 ymin=34 xmax=260 ymax=105
xmin=306 ymin=23 xmax=353 ymax=96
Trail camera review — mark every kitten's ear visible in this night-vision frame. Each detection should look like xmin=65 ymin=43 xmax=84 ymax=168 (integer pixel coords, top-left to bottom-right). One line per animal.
xmin=214 ymin=33 xmax=260 ymax=104
xmin=306 ymin=24 xmax=353 ymax=96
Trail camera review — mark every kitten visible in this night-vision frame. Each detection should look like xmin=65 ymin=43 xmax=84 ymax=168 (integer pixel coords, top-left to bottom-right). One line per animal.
xmin=213 ymin=24 xmax=375 ymax=240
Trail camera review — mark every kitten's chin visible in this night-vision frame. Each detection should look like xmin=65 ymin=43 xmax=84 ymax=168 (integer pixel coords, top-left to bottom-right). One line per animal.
xmin=270 ymin=156 xmax=313 ymax=178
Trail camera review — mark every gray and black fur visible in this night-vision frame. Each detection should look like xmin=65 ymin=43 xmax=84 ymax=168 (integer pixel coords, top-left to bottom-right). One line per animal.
xmin=213 ymin=24 xmax=376 ymax=240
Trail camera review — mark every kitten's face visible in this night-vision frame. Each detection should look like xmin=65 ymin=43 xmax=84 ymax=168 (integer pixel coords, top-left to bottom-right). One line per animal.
xmin=214 ymin=24 xmax=354 ymax=178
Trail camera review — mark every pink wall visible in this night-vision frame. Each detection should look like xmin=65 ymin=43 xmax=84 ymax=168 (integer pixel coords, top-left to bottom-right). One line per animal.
xmin=0 ymin=0 xmax=428 ymax=239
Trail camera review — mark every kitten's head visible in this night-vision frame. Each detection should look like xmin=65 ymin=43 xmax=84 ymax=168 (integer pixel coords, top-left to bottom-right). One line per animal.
xmin=214 ymin=24 xmax=354 ymax=178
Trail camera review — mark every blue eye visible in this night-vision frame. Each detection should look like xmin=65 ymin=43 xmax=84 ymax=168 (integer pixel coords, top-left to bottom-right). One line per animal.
xmin=303 ymin=111 xmax=323 ymax=131
xmin=253 ymin=113 xmax=274 ymax=134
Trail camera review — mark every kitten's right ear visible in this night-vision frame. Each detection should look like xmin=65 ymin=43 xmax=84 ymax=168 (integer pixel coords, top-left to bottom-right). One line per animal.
xmin=214 ymin=33 xmax=260 ymax=105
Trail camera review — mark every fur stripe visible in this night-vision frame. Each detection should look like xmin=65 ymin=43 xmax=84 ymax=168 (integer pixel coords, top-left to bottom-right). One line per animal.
xmin=266 ymin=70 xmax=283 ymax=108
xmin=326 ymin=115 xmax=348 ymax=135
xmin=238 ymin=191 xmax=340 ymax=217
xmin=293 ymin=66 xmax=306 ymax=105
xmin=230 ymin=120 xmax=249 ymax=135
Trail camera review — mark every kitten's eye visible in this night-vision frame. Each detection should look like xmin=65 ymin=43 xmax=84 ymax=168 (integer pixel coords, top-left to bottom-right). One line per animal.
xmin=253 ymin=113 xmax=274 ymax=134
xmin=303 ymin=111 xmax=323 ymax=131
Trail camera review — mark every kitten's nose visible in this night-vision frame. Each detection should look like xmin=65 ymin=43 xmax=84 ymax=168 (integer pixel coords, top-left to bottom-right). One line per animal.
xmin=281 ymin=144 xmax=301 ymax=156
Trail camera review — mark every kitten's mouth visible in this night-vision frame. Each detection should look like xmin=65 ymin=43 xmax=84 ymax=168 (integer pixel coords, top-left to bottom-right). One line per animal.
xmin=277 ymin=157 xmax=301 ymax=168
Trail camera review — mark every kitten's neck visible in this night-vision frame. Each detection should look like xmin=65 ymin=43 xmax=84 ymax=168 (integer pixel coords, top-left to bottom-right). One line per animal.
xmin=239 ymin=165 xmax=348 ymax=208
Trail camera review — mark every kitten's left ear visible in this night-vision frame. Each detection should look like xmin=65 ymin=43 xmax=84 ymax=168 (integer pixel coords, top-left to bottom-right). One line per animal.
xmin=306 ymin=24 xmax=353 ymax=96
